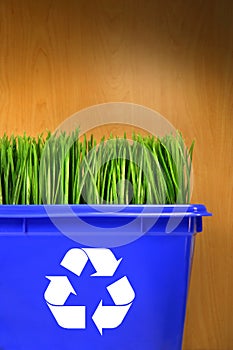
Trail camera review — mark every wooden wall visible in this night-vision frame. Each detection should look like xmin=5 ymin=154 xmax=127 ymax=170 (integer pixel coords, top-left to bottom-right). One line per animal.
xmin=0 ymin=1 xmax=233 ymax=348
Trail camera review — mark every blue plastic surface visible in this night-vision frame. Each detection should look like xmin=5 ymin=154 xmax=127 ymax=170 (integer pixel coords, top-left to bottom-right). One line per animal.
xmin=0 ymin=205 xmax=211 ymax=350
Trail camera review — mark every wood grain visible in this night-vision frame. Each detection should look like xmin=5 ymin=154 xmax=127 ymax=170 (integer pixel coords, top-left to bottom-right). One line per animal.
xmin=0 ymin=0 xmax=233 ymax=348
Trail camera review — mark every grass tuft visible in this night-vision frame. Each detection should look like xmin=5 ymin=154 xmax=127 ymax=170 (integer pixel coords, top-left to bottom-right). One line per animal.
xmin=0 ymin=130 xmax=194 ymax=205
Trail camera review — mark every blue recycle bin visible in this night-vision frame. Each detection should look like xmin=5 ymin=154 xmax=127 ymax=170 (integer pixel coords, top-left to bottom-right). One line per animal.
xmin=0 ymin=204 xmax=211 ymax=350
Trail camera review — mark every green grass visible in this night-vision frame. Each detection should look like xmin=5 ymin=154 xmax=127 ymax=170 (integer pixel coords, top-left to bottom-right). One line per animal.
xmin=0 ymin=130 xmax=194 ymax=205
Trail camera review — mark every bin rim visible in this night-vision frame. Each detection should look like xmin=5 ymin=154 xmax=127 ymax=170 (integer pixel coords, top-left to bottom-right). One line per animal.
xmin=0 ymin=204 xmax=211 ymax=218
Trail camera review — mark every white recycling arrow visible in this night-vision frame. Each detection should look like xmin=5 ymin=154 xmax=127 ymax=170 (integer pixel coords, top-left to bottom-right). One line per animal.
xmin=46 ymin=304 xmax=86 ymax=329
xmin=92 ymin=275 xmax=135 ymax=334
xmin=60 ymin=248 xmax=88 ymax=276
xmin=92 ymin=301 xmax=132 ymax=335
xmin=44 ymin=276 xmax=76 ymax=305
xmin=82 ymin=248 xmax=122 ymax=276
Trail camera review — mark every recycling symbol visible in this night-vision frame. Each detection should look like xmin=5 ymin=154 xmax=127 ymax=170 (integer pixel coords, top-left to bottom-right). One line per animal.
xmin=44 ymin=248 xmax=135 ymax=334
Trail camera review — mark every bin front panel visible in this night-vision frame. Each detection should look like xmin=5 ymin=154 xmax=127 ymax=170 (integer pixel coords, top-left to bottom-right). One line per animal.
xmin=0 ymin=231 xmax=194 ymax=350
